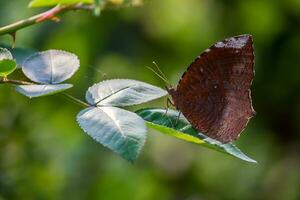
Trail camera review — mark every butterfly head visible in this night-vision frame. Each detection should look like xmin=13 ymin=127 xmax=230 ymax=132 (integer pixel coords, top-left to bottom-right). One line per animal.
xmin=166 ymin=86 xmax=178 ymax=107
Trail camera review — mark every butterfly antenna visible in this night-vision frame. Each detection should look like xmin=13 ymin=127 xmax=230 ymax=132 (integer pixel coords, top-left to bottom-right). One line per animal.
xmin=146 ymin=66 xmax=171 ymax=86
xmin=152 ymin=61 xmax=169 ymax=81
xmin=151 ymin=61 xmax=172 ymax=87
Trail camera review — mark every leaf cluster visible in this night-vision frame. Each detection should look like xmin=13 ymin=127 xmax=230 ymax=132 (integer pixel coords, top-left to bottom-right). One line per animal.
xmin=0 ymin=47 xmax=256 ymax=163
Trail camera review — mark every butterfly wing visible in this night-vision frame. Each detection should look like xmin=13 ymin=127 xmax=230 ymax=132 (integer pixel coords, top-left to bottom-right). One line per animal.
xmin=172 ymin=35 xmax=255 ymax=143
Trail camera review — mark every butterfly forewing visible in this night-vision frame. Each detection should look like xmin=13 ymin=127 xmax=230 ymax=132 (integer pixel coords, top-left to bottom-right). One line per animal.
xmin=170 ymin=35 xmax=255 ymax=143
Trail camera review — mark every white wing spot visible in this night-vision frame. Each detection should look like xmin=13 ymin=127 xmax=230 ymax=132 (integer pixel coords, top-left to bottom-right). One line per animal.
xmin=215 ymin=42 xmax=225 ymax=48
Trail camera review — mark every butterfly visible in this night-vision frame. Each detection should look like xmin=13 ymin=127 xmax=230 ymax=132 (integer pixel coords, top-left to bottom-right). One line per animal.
xmin=166 ymin=34 xmax=255 ymax=143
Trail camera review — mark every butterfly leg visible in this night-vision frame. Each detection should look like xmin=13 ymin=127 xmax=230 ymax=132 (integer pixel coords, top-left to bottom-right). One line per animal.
xmin=175 ymin=111 xmax=181 ymax=128
xmin=164 ymin=98 xmax=175 ymax=116
xmin=163 ymin=98 xmax=171 ymax=117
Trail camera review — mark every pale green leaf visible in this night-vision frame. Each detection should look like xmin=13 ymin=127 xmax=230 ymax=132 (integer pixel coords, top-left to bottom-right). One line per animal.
xmin=22 ymin=50 xmax=79 ymax=84
xmin=86 ymin=79 xmax=167 ymax=107
xmin=137 ymin=108 xmax=257 ymax=163
xmin=77 ymin=106 xmax=147 ymax=162
xmin=29 ymin=0 xmax=94 ymax=7
xmin=0 ymin=47 xmax=13 ymax=60
xmin=16 ymin=84 xmax=72 ymax=98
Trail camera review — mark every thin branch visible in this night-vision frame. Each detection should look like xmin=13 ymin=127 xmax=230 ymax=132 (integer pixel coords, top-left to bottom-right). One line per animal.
xmin=0 ymin=77 xmax=89 ymax=108
xmin=0 ymin=77 xmax=34 ymax=85
xmin=61 ymin=92 xmax=90 ymax=107
xmin=0 ymin=3 xmax=94 ymax=36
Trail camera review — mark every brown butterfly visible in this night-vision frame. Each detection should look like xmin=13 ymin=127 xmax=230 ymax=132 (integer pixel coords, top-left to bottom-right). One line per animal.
xmin=166 ymin=35 xmax=255 ymax=143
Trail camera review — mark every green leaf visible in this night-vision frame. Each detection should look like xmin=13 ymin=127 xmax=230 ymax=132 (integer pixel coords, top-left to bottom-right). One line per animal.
xmin=136 ymin=108 xmax=257 ymax=163
xmin=29 ymin=0 xmax=94 ymax=7
xmin=86 ymin=79 xmax=167 ymax=107
xmin=16 ymin=84 xmax=73 ymax=98
xmin=77 ymin=106 xmax=147 ymax=162
xmin=0 ymin=59 xmax=17 ymax=77
xmin=0 ymin=45 xmax=35 ymax=68
xmin=22 ymin=50 xmax=79 ymax=84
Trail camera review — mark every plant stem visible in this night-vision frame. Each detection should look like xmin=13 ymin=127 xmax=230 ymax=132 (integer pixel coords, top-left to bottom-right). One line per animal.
xmin=0 ymin=77 xmax=89 ymax=108
xmin=0 ymin=77 xmax=33 ymax=85
xmin=0 ymin=4 xmax=94 ymax=36
xmin=61 ymin=93 xmax=90 ymax=107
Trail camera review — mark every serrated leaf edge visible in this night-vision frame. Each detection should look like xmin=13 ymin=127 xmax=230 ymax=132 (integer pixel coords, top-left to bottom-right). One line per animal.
xmin=86 ymin=79 xmax=168 ymax=107
xmin=77 ymin=106 xmax=147 ymax=162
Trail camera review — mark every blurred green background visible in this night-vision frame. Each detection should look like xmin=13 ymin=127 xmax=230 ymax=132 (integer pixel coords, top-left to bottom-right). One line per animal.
xmin=1 ymin=0 xmax=300 ymax=199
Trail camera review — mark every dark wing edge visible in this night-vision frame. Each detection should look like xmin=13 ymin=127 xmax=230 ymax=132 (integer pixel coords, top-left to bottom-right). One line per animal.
xmin=178 ymin=34 xmax=254 ymax=89
xmin=177 ymin=34 xmax=255 ymax=143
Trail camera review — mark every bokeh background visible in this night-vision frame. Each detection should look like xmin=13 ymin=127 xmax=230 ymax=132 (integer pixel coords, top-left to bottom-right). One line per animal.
xmin=1 ymin=0 xmax=300 ymax=199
